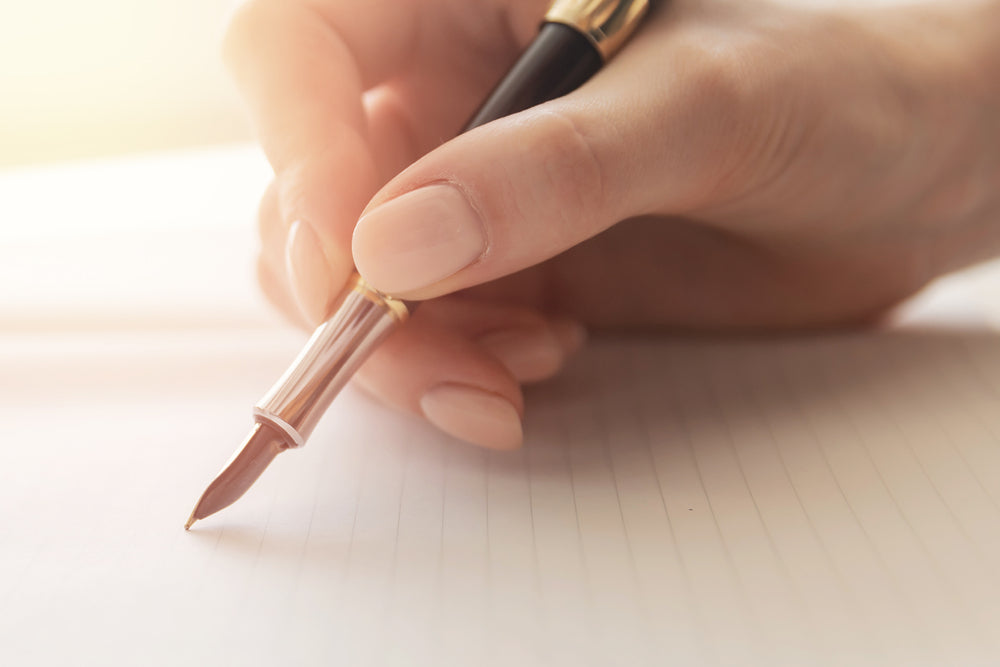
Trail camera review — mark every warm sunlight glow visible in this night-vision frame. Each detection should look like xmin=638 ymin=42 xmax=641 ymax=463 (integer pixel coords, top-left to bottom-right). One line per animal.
xmin=0 ymin=0 xmax=249 ymax=166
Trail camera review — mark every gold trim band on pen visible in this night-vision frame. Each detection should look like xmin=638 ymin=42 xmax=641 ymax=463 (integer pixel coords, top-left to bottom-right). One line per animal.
xmin=545 ymin=0 xmax=651 ymax=60
xmin=349 ymin=273 xmax=410 ymax=323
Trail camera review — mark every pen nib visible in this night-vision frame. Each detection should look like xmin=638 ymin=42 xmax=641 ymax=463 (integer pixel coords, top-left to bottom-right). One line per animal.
xmin=185 ymin=422 xmax=288 ymax=527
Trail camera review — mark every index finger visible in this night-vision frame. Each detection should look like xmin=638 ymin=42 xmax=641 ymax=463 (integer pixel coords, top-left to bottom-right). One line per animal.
xmin=223 ymin=0 xmax=417 ymax=175
xmin=223 ymin=0 xmax=424 ymax=318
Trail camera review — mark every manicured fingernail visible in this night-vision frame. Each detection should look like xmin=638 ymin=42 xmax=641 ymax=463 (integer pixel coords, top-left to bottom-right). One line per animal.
xmin=479 ymin=328 xmax=564 ymax=383
xmin=285 ymin=220 xmax=334 ymax=324
xmin=353 ymin=183 xmax=485 ymax=294
xmin=420 ymin=383 xmax=522 ymax=450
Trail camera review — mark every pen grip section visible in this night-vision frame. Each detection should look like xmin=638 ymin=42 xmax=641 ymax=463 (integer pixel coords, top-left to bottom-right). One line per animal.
xmin=463 ymin=21 xmax=603 ymax=132
xmin=253 ymin=276 xmax=406 ymax=447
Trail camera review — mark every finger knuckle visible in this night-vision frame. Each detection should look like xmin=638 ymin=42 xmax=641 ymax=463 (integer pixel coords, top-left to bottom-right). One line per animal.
xmin=672 ymin=38 xmax=807 ymax=210
xmin=529 ymin=108 xmax=610 ymax=231
xmin=682 ymin=42 xmax=763 ymax=133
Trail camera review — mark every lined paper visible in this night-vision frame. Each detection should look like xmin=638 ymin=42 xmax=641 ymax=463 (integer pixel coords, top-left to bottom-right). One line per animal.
xmin=5 ymin=148 xmax=1000 ymax=665
xmin=5 ymin=329 xmax=1000 ymax=666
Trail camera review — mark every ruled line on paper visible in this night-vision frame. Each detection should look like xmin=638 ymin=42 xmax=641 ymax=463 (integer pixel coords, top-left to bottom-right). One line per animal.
xmin=778 ymin=337 xmax=939 ymax=663
xmin=13 ymin=333 xmax=998 ymax=666
xmin=737 ymin=344 xmax=882 ymax=661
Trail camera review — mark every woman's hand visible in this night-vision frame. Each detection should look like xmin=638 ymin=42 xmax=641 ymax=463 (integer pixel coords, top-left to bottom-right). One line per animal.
xmin=225 ymin=0 xmax=1000 ymax=448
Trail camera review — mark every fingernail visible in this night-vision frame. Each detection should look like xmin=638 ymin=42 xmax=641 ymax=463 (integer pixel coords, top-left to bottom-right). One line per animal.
xmin=479 ymin=328 xmax=564 ymax=383
xmin=285 ymin=220 xmax=334 ymax=325
xmin=420 ymin=383 xmax=522 ymax=450
xmin=353 ymin=183 xmax=485 ymax=294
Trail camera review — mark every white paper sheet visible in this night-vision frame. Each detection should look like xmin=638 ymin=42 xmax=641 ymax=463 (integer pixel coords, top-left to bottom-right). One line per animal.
xmin=4 ymin=147 xmax=1000 ymax=666
xmin=6 ymin=329 xmax=1000 ymax=666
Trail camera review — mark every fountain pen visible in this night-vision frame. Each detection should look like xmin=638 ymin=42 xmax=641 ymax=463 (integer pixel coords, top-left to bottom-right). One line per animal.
xmin=186 ymin=0 xmax=652 ymax=529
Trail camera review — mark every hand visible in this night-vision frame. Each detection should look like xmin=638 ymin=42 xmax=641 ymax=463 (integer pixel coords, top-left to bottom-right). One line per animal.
xmin=224 ymin=0 xmax=1000 ymax=448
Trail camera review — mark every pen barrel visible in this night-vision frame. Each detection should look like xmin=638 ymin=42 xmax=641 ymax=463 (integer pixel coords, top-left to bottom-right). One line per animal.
xmin=257 ymin=7 xmax=641 ymax=444
xmin=253 ymin=276 xmax=407 ymax=448
xmin=462 ymin=22 xmax=603 ymax=132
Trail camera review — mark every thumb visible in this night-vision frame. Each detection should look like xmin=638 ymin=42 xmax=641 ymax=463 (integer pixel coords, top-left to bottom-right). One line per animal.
xmin=350 ymin=60 xmax=728 ymax=300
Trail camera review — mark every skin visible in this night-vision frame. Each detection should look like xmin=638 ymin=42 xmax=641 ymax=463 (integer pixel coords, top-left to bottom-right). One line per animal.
xmin=224 ymin=0 xmax=1000 ymax=448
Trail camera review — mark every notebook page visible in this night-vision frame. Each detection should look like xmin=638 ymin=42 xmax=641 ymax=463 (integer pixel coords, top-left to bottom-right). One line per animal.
xmin=5 ymin=329 xmax=1000 ymax=666
xmin=5 ymin=147 xmax=1000 ymax=666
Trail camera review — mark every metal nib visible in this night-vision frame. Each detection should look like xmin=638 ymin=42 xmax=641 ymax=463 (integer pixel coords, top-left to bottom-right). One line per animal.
xmin=185 ymin=422 xmax=288 ymax=527
xmin=183 ymin=274 xmax=409 ymax=526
